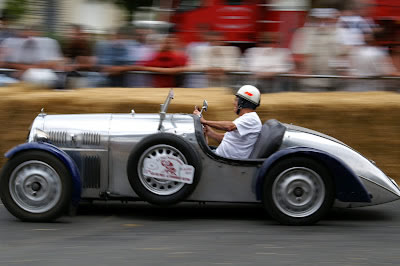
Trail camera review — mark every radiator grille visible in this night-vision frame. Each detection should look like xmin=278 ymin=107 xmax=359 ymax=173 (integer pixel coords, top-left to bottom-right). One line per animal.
xmin=82 ymin=156 xmax=101 ymax=189
xmin=48 ymin=131 xmax=68 ymax=145
xmin=83 ymin=132 xmax=101 ymax=146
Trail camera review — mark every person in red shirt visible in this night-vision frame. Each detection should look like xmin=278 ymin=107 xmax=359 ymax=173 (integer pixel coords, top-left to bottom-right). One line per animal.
xmin=143 ymin=34 xmax=188 ymax=87
xmin=109 ymin=33 xmax=188 ymax=88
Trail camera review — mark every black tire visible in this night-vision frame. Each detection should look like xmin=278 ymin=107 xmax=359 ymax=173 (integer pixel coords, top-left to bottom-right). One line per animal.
xmin=262 ymin=157 xmax=334 ymax=225
xmin=127 ymin=133 xmax=202 ymax=206
xmin=0 ymin=150 xmax=72 ymax=222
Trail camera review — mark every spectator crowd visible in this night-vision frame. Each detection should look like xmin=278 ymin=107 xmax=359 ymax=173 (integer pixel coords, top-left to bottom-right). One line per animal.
xmin=0 ymin=5 xmax=399 ymax=92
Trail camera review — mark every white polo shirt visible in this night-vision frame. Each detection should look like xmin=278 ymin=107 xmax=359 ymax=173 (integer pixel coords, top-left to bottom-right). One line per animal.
xmin=215 ymin=112 xmax=262 ymax=159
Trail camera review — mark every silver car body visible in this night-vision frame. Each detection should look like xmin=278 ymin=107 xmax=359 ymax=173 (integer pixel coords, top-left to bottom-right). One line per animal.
xmin=26 ymin=111 xmax=400 ymax=208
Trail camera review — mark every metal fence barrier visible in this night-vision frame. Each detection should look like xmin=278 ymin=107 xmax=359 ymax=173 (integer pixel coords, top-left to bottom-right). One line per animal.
xmin=0 ymin=68 xmax=399 ymax=92
xmin=124 ymin=71 xmax=400 ymax=92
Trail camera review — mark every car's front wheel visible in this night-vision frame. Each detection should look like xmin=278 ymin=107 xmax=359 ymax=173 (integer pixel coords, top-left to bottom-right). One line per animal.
xmin=262 ymin=157 xmax=334 ymax=225
xmin=0 ymin=150 xmax=72 ymax=222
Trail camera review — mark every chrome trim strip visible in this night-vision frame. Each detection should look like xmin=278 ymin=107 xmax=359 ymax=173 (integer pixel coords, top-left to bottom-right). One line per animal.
xmin=359 ymin=175 xmax=400 ymax=197
xmin=61 ymin=148 xmax=107 ymax=152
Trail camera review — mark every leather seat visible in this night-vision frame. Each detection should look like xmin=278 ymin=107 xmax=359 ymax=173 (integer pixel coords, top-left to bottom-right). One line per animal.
xmin=249 ymin=119 xmax=286 ymax=159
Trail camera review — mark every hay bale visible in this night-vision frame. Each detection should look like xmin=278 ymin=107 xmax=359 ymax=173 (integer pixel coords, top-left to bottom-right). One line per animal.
xmin=0 ymin=85 xmax=399 ymax=183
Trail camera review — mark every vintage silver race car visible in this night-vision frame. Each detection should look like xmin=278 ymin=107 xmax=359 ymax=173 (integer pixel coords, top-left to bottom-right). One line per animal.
xmin=1 ymin=90 xmax=399 ymax=225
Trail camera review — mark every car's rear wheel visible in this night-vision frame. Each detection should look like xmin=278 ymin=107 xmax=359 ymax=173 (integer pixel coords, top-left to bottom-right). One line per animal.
xmin=262 ymin=157 xmax=334 ymax=225
xmin=127 ymin=133 xmax=201 ymax=205
xmin=0 ymin=150 xmax=72 ymax=222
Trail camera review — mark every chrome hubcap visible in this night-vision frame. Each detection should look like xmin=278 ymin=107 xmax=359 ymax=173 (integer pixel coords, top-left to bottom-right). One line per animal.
xmin=272 ymin=167 xmax=325 ymax=218
xmin=9 ymin=160 xmax=62 ymax=213
xmin=138 ymin=145 xmax=186 ymax=196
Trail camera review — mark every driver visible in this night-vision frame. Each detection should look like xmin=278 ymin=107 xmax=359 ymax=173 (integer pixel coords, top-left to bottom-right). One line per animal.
xmin=193 ymin=85 xmax=262 ymax=159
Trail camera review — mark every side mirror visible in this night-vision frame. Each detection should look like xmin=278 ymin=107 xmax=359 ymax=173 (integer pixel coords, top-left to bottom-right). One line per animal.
xmin=200 ymin=100 xmax=208 ymax=115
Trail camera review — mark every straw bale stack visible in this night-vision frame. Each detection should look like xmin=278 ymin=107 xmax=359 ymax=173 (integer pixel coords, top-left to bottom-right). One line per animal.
xmin=0 ymin=85 xmax=399 ymax=183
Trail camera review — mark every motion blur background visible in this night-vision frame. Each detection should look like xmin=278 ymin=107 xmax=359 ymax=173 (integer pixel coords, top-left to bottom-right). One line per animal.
xmin=0 ymin=0 xmax=398 ymax=90
xmin=0 ymin=0 xmax=399 ymax=180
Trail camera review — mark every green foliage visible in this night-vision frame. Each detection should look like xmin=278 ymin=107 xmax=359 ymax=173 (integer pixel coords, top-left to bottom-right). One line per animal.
xmin=3 ymin=0 xmax=28 ymax=21
xmin=95 ymin=0 xmax=153 ymax=21
xmin=113 ymin=0 xmax=153 ymax=12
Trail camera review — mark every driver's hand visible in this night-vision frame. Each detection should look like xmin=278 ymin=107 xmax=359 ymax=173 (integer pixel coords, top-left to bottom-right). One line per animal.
xmin=203 ymin=125 xmax=208 ymax=134
xmin=193 ymin=106 xmax=206 ymax=123
xmin=193 ymin=107 xmax=201 ymax=116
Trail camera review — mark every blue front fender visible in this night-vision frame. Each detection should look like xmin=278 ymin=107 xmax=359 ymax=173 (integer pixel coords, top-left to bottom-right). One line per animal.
xmin=254 ymin=147 xmax=371 ymax=203
xmin=5 ymin=142 xmax=82 ymax=205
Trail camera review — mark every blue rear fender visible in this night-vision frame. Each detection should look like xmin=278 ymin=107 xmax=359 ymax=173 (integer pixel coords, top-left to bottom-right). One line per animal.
xmin=5 ymin=142 xmax=82 ymax=205
xmin=254 ymin=147 xmax=371 ymax=203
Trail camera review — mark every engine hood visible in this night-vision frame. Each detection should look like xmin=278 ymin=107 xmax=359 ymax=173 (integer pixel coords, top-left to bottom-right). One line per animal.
xmin=28 ymin=113 xmax=196 ymax=148
xmin=28 ymin=114 xmax=112 ymax=148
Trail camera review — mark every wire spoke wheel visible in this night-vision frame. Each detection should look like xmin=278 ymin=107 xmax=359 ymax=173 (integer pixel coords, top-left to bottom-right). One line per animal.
xmin=138 ymin=144 xmax=186 ymax=196
xmin=128 ymin=133 xmax=202 ymax=206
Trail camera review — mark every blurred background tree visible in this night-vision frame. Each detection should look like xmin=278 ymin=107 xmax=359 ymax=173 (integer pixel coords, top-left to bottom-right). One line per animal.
xmin=3 ymin=0 xmax=29 ymax=21
xmin=99 ymin=0 xmax=153 ymax=22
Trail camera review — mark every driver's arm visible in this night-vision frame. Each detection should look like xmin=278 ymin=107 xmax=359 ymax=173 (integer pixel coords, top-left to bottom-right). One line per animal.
xmin=204 ymin=125 xmax=225 ymax=143
xmin=193 ymin=108 xmax=236 ymax=132
xmin=202 ymin=119 xmax=237 ymax=132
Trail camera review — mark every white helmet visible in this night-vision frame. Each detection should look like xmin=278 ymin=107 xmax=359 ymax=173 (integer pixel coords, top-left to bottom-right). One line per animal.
xmin=236 ymin=85 xmax=260 ymax=106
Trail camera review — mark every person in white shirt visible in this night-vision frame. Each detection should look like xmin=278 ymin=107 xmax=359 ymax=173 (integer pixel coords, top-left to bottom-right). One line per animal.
xmin=193 ymin=85 xmax=262 ymax=159
xmin=242 ymin=32 xmax=294 ymax=92
xmin=1 ymin=26 xmax=64 ymax=88
xmin=347 ymin=33 xmax=396 ymax=91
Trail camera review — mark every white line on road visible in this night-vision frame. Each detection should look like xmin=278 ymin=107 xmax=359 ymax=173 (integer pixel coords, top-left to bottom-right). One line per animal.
xmin=168 ymin=252 xmax=194 ymax=255
xmin=256 ymin=253 xmax=297 ymax=256
xmin=135 ymin=247 xmax=171 ymax=251
xmin=123 ymin=224 xmax=143 ymax=227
